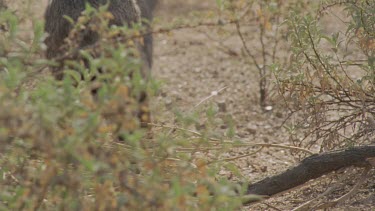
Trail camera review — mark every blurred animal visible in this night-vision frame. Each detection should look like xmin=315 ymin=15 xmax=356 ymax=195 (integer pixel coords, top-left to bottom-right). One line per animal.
xmin=44 ymin=0 xmax=157 ymax=132
xmin=44 ymin=0 xmax=156 ymax=72
xmin=0 ymin=0 xmax=7 ymax=10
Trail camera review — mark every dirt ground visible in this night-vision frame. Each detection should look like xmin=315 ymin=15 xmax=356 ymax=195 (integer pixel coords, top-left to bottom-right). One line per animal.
xmin=154 ymin=0 xmax=293 ymax=175
xmin=10 ymin=0 xmax=375 ymax=210
xmin=153 ymin=1 xmax=375 ymax=210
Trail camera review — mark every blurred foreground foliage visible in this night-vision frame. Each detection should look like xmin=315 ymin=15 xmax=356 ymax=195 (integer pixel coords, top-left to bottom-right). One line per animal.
xmin=0 ymin=4 xmax=244 ymax=210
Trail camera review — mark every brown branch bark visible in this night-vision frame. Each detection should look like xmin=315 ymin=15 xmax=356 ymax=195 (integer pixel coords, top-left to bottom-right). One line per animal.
xmin=247 ymin=145 xmax=375 ymax=197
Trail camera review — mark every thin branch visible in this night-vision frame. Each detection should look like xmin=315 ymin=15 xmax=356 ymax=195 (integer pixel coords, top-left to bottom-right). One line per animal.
xmin=313 ymin=166 xmax=371 ymax=210
xmin=148 ymin=123 xmax=314 ymax=155
xmin=206 ymin=147 xmax=263 ymax=165
xmin=191 ymin=86 xmax=228 ymax=111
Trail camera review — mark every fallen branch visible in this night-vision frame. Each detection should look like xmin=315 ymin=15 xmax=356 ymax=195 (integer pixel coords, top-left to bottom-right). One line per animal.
xmin=247 ymin=145 xmax=375 ymax=199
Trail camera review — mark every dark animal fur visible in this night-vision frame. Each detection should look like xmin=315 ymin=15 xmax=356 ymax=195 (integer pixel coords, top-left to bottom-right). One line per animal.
xmin=44 ymin=0 xmax=156 ymax=69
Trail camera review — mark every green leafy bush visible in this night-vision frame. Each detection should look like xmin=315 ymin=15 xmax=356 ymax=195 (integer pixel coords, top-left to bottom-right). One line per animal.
xmin=275 ymin=0 xmax=375 ymax=150
xmin=0 ymin=4 xmax=244 ymax=210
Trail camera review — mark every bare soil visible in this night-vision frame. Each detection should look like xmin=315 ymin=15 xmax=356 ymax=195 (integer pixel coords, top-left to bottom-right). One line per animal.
xmin=153 ymin=1 xmax=375 ymax=210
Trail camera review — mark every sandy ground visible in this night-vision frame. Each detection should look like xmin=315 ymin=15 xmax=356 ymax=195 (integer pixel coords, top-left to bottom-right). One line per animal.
xmin=9 ymin=0 xmax=375 ymax=210
xmin=153 ymin=1 xmax=375 ymax=210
